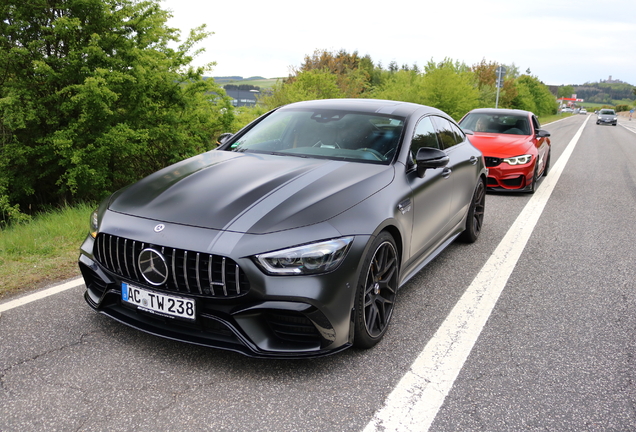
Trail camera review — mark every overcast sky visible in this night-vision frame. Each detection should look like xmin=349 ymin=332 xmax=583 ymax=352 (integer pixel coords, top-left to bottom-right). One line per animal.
xmin=160 ymin=0 xmax=636 ymax=86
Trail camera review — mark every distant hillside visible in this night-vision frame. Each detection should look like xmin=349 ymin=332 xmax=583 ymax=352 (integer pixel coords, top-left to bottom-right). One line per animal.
xmin=212 ymin=76 xmax=266 ymax=84
xmin=209 ymin=76 xmax=283 ymax=90
xmin=573 ymin=82 xmax=635 ymax=104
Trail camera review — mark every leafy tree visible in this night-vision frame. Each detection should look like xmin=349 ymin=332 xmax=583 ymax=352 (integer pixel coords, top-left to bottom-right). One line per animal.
xmin=558 ymin=85 xmax=575 ymax=99
xmin=373 ymin=59 xmax=480 ymax=120
xmin=0 ymin=0 xmax=229 ymax=219
xmin=293 ymin=49 xmax=371 ymax=98
xmin=372 ymin=70 xmax=425 ymax=104
xmin=510 ymin=75 xmax=557 ymax=116
xmin=260 ymin=68 xmax=345 ymax=110
xmin=419 ymin=59 xmax=480 ymax=120
xmin=471 ymin=59 xmax=498 ymax=107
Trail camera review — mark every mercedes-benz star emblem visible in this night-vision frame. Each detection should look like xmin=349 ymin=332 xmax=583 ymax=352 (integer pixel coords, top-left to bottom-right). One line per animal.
xmin=138 ymin=248 xmax=169 ymax=286
xmin=154 ymin=224 xmax=165 ymax=233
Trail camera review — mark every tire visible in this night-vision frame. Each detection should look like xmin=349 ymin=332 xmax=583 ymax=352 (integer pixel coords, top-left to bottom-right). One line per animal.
xmin=353 ymin=232 xmax=399 ymax=349
xmin=542 ymin=149 xmax=551 ymax=177
xmin=460 ymin=179 xmax=486 ymax=243
xmin=527 ymin=164 xmax=539 ymax=194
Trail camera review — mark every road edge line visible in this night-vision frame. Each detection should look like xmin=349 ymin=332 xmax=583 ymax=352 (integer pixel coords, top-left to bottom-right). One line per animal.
xmin=0 ymin=277 xmax=84 ymax=313
xmin=363 ymin=117 xmax=589 ymax=432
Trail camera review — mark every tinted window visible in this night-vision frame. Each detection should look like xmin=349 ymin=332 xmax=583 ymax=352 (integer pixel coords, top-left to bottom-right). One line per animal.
xmin=531 ymin=115 xmax=540 ymax=131
xmin=460 ymin=113 xmax=531 ymax=135
xmin=411 ymin=116 xmax=440 ymax=151
xmin=226 ymin=109 xmax=404 ymax=165
xmin=431 ymin=116 xmax=462 ymax=149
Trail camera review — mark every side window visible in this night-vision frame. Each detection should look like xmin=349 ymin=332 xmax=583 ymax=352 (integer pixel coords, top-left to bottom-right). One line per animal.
xmin=412 ymin=116 xmax=440 ymax=150
xmin=448 ymin=121 xmax=466 ymax=145
xmin=531 ymin=115 xmax=540 ymax=131
xmin=431 ymin=116 xmax=462 ymax=149
xmin=410 ymin=116 xmax=440 ymax=164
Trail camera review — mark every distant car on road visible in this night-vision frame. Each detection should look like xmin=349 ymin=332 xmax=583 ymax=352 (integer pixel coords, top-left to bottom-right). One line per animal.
xmin=596 ymin=109 xmax=617 ymax=126
xmin=579 ymin=108 xmax=587 ymax=115
xmin=459 ymin=108 xmax=551 ymax=194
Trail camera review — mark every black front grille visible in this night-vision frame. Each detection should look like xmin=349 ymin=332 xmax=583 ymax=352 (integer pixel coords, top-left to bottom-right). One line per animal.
xmin=484 ymin=157 xmax=502 ymax=167
xmin=94 ymin=233 xmax=250 ymax=298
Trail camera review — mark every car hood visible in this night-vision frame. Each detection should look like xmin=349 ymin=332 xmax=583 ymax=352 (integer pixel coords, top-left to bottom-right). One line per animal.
xmin=108 ymin=150 xmax=394 ymax=234
xmin=467 ymin=133 xmax=533 ymax=156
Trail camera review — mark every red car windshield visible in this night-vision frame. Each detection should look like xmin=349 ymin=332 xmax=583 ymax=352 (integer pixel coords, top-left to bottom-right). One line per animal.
xmin=461 ymin=113 xmax=531 ymax=135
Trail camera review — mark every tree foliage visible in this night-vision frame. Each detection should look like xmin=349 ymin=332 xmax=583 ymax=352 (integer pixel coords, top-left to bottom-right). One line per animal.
xmin=510 ymin=75 xmax=558 ymax=116
xmin=419 ymin=59 xmax=480 ymax=120
xmin=570 ymin=82 xmax=636 ymax=104
xmin=0 ymin=0 xmax=230 ymax=220
xmin=260 ymin=68 xmax=345 ymax=110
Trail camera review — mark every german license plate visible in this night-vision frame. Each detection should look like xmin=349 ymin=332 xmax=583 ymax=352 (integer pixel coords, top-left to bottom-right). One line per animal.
xmin=122 ymin=282 xmax=195 ymax=320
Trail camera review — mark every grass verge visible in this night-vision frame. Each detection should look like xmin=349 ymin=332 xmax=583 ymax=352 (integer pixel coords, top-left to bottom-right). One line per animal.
xmin=0 ymin=203 xmax=94 ymax=300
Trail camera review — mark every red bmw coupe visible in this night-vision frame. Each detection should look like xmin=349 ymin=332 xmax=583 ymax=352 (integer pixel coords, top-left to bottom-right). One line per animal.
xmin=459 ymin=108 xmax=551 ymax=193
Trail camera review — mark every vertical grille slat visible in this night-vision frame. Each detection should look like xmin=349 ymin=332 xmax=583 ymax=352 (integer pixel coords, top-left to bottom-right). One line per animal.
xmin=115 ymin=237 xmax=122 ymax=274
xmin=195 ymin=253 xmax=203 ymax=295
xmin=171 ymin=248 xmax=178 ymax=290
xmin=183 ymin=250 xmax=191 ymax=293
xmin=108 ymin=236 xmax=115 ymax=271
xmin=94 ymin=234 xmax=249 ymax=298
xmin=235 ymin=264 xmax=241 ymax=295
xmin=221 ymin=258 xmax=228 ymax=296
xmin=131 ymin=241 xmax=140 ymax=281
xmin=208 ymin=255 xmax=216 ymax=296
xmin=123 ymin=239 xmax=131 ymax=278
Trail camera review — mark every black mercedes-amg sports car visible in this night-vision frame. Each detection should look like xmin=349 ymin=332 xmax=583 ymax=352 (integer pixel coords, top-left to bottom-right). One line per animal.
xmin=79 ymin=99 xmax=487 ymax=358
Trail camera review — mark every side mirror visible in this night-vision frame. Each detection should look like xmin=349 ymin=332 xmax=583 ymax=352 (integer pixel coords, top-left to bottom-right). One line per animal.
xmin=415 ymin=147 xmax=449 ymax=178
xmin=216 ymin=132 xmax=234 ymax=146
xmin=461 ymin=128 xmax=474 ymax=135
xmin=536 ymin=129 xmax=550 ymax=138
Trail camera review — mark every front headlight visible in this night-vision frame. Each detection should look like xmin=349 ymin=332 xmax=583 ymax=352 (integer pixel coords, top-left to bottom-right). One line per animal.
xmin=90 ymin=209 xmax=99 ymax=238
xmin=503 ymin=154 xmax=532 ymax=165
xmin=255 ymin=237 xmax=354 ymax=275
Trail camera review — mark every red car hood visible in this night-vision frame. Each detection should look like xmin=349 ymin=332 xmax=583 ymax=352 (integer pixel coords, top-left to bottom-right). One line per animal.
xmin=468 ymin=133 xmax=533 ymax=157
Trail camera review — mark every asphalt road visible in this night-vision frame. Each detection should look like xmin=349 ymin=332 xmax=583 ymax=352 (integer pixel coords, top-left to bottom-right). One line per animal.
xmin=1 ymin=114 xmax=635 ymax=431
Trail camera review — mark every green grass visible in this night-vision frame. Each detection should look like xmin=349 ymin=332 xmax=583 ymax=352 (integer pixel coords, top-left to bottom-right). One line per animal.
xmin=539 ymin=114 xmax=568 ymax=124
xmin=0 ymin=203 xmax=94 ymax=299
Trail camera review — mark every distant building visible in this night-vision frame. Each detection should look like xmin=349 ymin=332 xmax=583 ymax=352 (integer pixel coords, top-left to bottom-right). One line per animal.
xmin=601 ymin=75 xmax=624 ymax=84
xmin=224 ymin=89 xmax=258 ymax=107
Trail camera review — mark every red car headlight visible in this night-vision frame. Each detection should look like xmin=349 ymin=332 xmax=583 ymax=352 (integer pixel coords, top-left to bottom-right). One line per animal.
xmin=502 ymin=154 xmax=532 ymax=165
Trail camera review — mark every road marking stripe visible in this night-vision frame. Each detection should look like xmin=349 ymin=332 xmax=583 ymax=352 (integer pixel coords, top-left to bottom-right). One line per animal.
xmin=364 ymin=117 xmax=589 ymax=432
xmin=0 ymin=277 xmax=83 ymax=313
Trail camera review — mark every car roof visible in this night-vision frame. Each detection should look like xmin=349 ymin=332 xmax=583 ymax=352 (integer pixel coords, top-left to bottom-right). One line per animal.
xmin=465 ymin=108 xmax=534 ymax=117
xmin=277 ymin=98 xmax=449 ymax=119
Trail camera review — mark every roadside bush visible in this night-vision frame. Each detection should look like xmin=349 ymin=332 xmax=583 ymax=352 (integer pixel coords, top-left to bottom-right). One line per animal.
xmin=0 ymin=0 xmax=230 ymax=221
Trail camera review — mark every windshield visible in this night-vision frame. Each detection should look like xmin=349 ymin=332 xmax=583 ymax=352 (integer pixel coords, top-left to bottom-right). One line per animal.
xmin=460 ymin=113 xmax=531 ymax=135
xmin=599 ymin=109 xmax=615 ymax=115
xmin=225 ymin=108 xmax=405 ymax=164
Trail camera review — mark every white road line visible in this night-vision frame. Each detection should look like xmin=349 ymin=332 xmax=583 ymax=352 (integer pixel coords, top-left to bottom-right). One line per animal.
xmin=364 ymin=118 xmax=589 ymax=432
xmin=0 ymin=277 xmax=84 ymax=313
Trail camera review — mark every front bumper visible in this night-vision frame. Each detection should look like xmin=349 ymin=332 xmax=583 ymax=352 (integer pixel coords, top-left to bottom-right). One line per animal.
xmin=484 ymin=160 xmax=534 ymax=191
xmin=78 ymin=230 xmax=369 ymax=359
xmin=596 ymin=118 xmax=617 ymax=125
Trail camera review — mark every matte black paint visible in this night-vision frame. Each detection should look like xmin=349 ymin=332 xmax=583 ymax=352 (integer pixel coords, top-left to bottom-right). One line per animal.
xmin=79 ymin=99 xmax=486 ymax=358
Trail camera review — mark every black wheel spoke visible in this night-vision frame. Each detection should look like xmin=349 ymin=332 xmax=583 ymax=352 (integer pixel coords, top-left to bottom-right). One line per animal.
xmin=362 ymin=241 xmax=398 ymax=338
